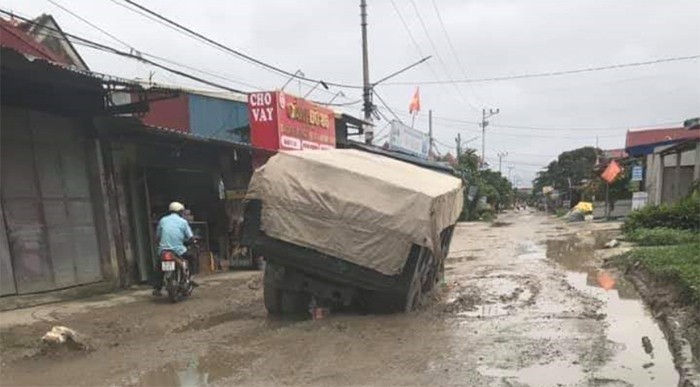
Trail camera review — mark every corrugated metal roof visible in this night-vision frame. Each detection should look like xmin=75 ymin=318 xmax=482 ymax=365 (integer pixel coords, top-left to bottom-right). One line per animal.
xmin=625 ymin=127 xmax=699 ymax=148
xmin=348 ymin=141 xmax=454 ymax=174
xmin=140 ymin=123 xmax=254 ymax=149
xmin=131 ymin=80 xmax=248 ymax=103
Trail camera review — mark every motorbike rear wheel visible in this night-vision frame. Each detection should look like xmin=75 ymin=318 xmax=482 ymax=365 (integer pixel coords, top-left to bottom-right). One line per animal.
xmin=165 ymin=272 xmax=181 ymax=303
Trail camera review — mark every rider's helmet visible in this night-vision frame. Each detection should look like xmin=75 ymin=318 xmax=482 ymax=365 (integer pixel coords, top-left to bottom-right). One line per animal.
xmin=169 ymin=201 xmax=185 ymax=213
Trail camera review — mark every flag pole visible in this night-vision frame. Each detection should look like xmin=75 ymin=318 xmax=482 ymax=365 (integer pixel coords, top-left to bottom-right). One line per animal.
xmin=411 ymin=113 xmax=416 ymax=130
xmin=605 ymin=182 xmax=610 ymax=220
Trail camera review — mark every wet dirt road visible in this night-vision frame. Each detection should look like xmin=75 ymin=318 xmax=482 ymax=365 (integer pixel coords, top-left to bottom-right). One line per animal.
xmin=0 ymin=212 xmax=683 ymax=386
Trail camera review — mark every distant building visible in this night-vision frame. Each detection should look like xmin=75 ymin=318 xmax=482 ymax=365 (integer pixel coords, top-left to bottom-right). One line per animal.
xmin=602 ymin=148 xmax=628 ymax=160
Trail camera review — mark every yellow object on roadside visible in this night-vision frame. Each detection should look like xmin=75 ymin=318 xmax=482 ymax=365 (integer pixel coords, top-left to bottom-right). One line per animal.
xmin=574 ymin=202 xmax=593 ymax=213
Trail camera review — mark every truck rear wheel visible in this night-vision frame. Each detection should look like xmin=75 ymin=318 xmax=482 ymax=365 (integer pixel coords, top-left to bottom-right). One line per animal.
xmin=264 ymin=284 xmax=282 ymax=314
xmin=281 ymin=291 xmax=308 ymax=314
xmin=403 ymin=275 xmax=422 ymax=312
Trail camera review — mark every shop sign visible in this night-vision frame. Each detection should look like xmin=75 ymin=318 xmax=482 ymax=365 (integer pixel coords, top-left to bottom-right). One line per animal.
xmin=388 ymin=120 xmax=429 ymax=159
xmin=631 ymin=165 xmax=643 ymax=182
xmin=631 ymin=191 xmax=649 ymax=210
xmin=248 ymin=91 xmax=336 ymax=152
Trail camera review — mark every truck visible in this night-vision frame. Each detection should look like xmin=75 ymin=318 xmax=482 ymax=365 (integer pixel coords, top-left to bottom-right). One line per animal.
xmin=242 ymin=149 xmax=463 ymax=313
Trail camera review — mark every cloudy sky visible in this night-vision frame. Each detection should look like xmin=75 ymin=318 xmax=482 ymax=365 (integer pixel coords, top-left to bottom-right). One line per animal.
xmin=3 ymin=0 xmax=699 ymax=186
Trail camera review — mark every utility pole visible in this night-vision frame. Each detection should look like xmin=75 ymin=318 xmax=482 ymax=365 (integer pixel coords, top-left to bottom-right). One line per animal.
xmin=507 ymin=166 xmax=515 ymax=181
xmin=480 ymin=108 xmax=500 ymax=169
xmin=497 ymin=151 xmax=508 ymax=174
xmin=360 ymin=0 xmax=373 ymax=144
xmin=455 ymin=133 xmax=462 ymax=159
xmin=428 ymin=109 xmax=433 ymax=158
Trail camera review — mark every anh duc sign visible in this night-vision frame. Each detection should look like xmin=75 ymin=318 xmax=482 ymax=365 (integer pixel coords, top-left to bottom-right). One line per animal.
xmin=248 ymin=91 xmax=336 ymax=152
xmin=388 ymin=120 xmax=429 ymax=159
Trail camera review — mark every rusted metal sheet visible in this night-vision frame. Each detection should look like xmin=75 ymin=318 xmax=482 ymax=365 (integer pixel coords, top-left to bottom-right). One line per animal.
xmin=0 ymin=108 xmax=104 ymax=294
xmin=0 ymin=200 xmax=17 ymax=296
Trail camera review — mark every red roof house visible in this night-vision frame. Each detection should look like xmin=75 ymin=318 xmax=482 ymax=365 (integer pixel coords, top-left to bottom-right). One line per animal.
xmin=625 ymin=127 xmax=700 ymax=157
xmin=0 ymin=17 xmax=69 ymax=64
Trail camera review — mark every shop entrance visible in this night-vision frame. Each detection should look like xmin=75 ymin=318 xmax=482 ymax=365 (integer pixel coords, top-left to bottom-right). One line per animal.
xmin=139 ymin=167 xmax=226 ymax=282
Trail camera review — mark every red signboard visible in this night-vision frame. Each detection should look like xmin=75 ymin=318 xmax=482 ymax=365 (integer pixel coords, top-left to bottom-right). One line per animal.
xmin=248 ymin=91 xmax=336 ymax=152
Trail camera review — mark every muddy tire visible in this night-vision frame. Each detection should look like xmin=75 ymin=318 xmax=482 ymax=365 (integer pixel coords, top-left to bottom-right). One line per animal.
xmin=404 ymin=275 xmax=422 ymax=312
xmin=263 ymin=284 xmax=283 ymax=314
xmin=281 ymin=291 xmax=307 ymax=314
xmin=164 ymin=273 xmax=181 ymax=303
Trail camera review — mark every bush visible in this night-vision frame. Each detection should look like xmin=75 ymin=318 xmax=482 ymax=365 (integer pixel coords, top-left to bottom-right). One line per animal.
xmin=479 ymin=208 xmax=496 ymax=222
xmin=623 ymin=193 xmax=700 ymax=233
xmin=626 ymin=227 xmax=700 ymax=246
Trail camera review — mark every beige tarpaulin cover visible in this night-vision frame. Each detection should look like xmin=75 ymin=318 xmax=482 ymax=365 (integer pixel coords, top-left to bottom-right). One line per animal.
xmin=246 ymin=149 xmax=463 ymax=276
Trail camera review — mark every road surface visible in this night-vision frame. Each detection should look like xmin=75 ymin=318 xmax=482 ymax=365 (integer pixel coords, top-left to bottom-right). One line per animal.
xmin=0 ymin=211 xmax=680 ymax=386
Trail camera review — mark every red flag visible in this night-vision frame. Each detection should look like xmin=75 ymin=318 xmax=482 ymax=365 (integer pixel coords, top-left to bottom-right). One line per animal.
xmin=408 ymin=87 xmax=421 ymax=114
xmin=601 ymin=160 xmax=622 ymax=183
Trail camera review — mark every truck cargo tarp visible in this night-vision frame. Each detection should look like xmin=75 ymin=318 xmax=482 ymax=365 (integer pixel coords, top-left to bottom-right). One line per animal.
xmin=246 ymin=149 xmax=463 ymax=276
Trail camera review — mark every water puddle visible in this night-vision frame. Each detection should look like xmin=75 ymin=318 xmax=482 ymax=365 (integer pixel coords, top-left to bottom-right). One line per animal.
xmin=479 ymin=361 xmax=587 ymax=387
xmin=544 ymin=235 xmax=678 ymax=386
xmin=457 ymin=303 xmax=510 ymax=318
xmin=135 ymin=351 xmax=259 ymax=387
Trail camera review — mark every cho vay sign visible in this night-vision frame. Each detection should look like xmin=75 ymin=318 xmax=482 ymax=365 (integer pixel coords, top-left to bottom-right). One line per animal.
xmin=248 ymin=91 xmax=336 ymax=151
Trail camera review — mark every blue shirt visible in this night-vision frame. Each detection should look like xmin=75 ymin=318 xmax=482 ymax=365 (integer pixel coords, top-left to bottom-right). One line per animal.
xmin=157 ymin=213 xmax=193 ymax=255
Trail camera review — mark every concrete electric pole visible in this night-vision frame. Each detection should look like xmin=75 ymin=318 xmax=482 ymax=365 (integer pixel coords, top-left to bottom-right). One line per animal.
xmin=455 ymin=133 xmax=462 ymax=159
xmin=428 ymin=109 xmax=433 ymax=158
xmin=480 ymin=108 xmax=500 ymax=169
xmin=360 ymin=0 xmax=373 ymax=144
xmin=497 ymin=151 xmax=508 ymax=174
xmin=507 ymin=166 xmax=515 ymax=182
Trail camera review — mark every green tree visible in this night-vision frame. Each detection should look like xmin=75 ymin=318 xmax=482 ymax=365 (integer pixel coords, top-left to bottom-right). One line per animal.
xmin=480 ymin=169 xmax=514 ymax=211
xmin=532 ymin=146 xmax=601 ymax=198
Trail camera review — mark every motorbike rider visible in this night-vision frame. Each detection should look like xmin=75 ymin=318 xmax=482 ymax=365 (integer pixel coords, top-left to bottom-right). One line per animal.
xmin=153 ymin=201 xmax=198 ymax=296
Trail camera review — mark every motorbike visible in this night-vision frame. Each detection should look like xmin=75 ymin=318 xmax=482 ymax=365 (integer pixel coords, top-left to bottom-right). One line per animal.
xmin=160 ymin=250 xmax=194 ymax=302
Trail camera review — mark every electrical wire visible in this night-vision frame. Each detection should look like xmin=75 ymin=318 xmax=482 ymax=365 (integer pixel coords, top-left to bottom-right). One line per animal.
xmin=108 ymin=0 xmax=362 ymax=103
xmin=118 ymin=0 xmax=362 ymax=90
xmin=407 ymin=0 xmax=477 ymax=111
xmin=387 ymin=0 xmax=466 ymax=110
xmin=40 ymin=0 xmax=265 ymax=92
xmin=386 ymin=102 xmax=681 ymax=133
xmin=46 ymin=0 xmax=131 ymax=50
xmin=0 ymin=9 xmax=248 ymax=94
xmin=372 ymin=90 xmax=403 ymax=123
xmin=383 ymin=55 xmax=700 ymax=85
xmin=429 ymin=0 xmax=483 ymax=107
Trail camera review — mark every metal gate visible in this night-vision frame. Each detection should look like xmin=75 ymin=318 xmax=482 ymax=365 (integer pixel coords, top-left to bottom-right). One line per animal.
xmin=0 ymin=108 xmax=103 ymax=294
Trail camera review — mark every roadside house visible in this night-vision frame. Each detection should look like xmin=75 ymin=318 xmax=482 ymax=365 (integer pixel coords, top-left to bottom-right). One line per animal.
xmin=624 ymin=126 xmax=700 ymax=207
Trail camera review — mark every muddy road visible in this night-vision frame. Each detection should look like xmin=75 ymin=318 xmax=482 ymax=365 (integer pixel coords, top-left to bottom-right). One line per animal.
xmin=0 ymin=212 xmax=686 ymax=386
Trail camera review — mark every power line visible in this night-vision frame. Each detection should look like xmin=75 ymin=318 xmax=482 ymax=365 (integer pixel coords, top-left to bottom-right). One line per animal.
xmin=40 ymin=1 xmax=267 ymax=92
xmin=407 ymin=0 xmax=477 ymax=111
xmin=429 ymin=0 xmax=482 ymax=108
xmin=383 ymin=54 xmax=700 ymax=85
xmin=46 ymin=0 xmax=131 ymax=50
xmin=387 ymin=0 xmax=466 ymax=110
xmin=373 ymin=90 xmax=403 ymax=123
xmin=387 ymin=104 xmax=681 ymax=133
xmin=110 ymin=0 xmax=361 ymax=103
xmin=0 ymin=9 xmax=248 ymax=94
xmin=118 ymin=0 xmax=362 ymax=90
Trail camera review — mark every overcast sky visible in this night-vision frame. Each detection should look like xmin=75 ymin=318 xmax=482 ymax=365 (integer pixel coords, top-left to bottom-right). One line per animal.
xmin=3 ymin=0 xmax=699 ymax=186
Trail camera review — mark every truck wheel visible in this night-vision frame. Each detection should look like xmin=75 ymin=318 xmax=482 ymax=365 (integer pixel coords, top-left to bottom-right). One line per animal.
xmin=264 ymin=284 xmax=283 ymax=314
xmin=281 ymin=291 xmax=307 ymax=314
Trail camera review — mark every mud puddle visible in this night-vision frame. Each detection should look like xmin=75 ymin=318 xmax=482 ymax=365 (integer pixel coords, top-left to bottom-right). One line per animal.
xmin=543 ymin=236 xmax=678 ymax=386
